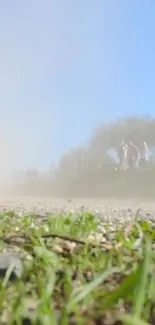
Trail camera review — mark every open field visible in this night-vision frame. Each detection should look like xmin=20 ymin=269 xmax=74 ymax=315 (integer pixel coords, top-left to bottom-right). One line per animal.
xmin=13 ymin=168 xmax=155 ymax=199
xmin=0 ymin=197 xmax=155 ymax=324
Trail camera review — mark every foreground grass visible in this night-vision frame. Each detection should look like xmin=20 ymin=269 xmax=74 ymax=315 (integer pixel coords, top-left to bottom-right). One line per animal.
xmin=0 ymin=211 xmax=155 ymax=324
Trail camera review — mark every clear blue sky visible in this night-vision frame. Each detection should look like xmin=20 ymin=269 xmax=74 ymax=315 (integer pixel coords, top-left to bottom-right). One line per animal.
xmin=1 ymin=0 xmax=155 ymax=170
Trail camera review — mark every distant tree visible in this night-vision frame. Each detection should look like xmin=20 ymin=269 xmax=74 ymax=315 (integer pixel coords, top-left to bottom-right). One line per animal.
xmin=57 ymin=147 xmax=89 ymax=179
xmin=90 ymin=116 xmax=155 ymax=151
xmin=49 ymin=116 xmax=155 ymax=189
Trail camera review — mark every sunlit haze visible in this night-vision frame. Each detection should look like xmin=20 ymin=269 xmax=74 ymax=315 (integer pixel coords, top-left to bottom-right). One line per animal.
xmin=1 ymin=0 xmax=155 ymax=176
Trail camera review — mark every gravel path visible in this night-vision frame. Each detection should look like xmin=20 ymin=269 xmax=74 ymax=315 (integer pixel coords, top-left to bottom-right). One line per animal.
xmin=0 ymin=197 xmax=154 ymax=220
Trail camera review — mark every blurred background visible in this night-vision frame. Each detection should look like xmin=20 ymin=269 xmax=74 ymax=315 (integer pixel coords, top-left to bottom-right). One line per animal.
xmin=1 ymin=1 xmax=155 ymax=198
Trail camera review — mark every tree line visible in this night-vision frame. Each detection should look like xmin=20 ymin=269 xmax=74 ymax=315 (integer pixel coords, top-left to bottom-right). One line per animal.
xmin=20 ymin=116 xmax=155 ymax=184
xmin=16 ymin=115 xmax=155 ymax=197
xmin=52 ymin=115 xmax=155 ymax=180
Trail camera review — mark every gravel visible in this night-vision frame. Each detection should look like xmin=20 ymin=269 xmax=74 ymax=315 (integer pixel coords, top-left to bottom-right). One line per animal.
xmin=0 ymin=197 xmax=154 ymax=221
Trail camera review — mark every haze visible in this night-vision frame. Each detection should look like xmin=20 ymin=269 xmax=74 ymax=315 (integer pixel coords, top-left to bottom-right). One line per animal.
xmin=0 ymin=1 xmax=155 ymax=190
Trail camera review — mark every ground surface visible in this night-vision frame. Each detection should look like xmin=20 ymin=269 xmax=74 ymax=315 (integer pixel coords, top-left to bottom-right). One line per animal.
xmin=0 ymin=197 xmax=155 ymax=324
xmin=0 ymin=196 xmax=155 ymax=216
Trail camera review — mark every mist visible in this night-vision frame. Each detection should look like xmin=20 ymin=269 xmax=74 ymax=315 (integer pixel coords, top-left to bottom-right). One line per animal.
xmin=0 ymin=1 xmax=155 ymax=200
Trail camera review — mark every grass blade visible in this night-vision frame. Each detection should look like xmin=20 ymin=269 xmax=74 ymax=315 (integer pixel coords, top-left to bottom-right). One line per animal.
xmin=120 ymin=314 xmax=151 ymax=325
xmin=96 ymin=262 xmax=142 ymax=309
xmin=67 ymin=266 xmax=121 ymax=311
xmin=133 ymin=239 xmax=152 ymax=317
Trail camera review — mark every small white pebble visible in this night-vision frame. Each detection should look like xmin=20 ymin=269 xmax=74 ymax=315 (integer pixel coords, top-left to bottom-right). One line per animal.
xmin=101 ymin=237 xmax=106 ymax=243
xmin=25 ymin=255 xmax=33 ymax=261
xmin=95 ymin=233 xmax=103 ymax=242
xmin=98 ymin=226 xmax=106 ymax=234
xmin=53 ymin=245 xmax=63 ymax=253
xmin=109 ymin=226 xmax=115 ymax=232
xmin=64 ymin=241 xmax=76 ymax=252
xmin=87 ymin=235 xmax=95 ymax=242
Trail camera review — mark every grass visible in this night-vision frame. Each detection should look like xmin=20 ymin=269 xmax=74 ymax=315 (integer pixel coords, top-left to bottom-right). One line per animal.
xmin=0 ymin=211 xmax=155 ymax=324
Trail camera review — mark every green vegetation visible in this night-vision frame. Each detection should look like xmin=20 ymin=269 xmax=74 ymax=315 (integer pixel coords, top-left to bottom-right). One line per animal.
xmin=0 ymin=211 xmax=155 ymax=324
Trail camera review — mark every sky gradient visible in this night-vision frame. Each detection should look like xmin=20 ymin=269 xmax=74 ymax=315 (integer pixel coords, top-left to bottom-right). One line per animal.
xmin=0 ymin=0 xmax=155 ymax=171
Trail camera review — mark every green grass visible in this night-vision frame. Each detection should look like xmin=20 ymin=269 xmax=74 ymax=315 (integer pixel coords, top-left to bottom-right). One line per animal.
xmin=0 ymin=211 xmax=155 ymax=324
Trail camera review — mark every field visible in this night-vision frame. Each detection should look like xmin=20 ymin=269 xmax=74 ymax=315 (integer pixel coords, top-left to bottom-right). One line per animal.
xmin=0 ymin=198 xmax=155 ymax=325
xmin=15 ymin=168 xmax=155 ymax=199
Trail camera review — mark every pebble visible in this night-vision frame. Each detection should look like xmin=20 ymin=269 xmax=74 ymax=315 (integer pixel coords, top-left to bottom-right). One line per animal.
xmin=0 ymin=254 xmax=23 ymax=280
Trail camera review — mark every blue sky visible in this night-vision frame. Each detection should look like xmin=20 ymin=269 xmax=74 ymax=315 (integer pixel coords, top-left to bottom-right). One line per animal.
xmin=1 ymin=0 xmax=155 ymax=171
